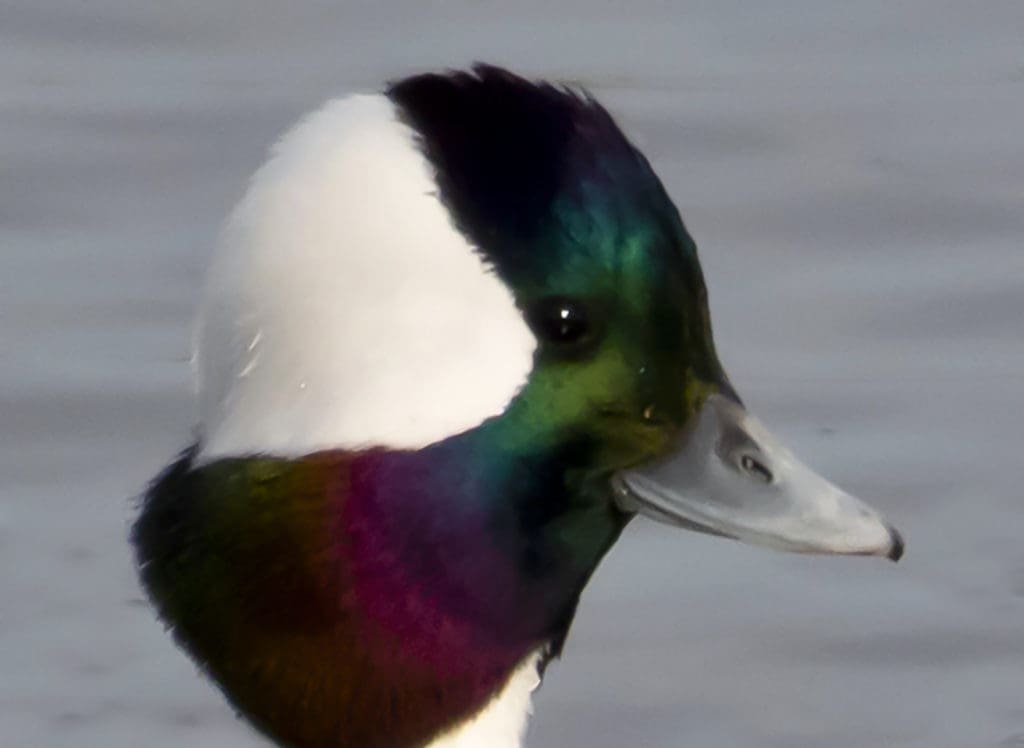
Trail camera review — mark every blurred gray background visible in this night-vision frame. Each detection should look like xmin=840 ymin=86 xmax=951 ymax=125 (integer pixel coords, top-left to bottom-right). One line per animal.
xmin=2 ymin=2 xmax=1023 ymax=746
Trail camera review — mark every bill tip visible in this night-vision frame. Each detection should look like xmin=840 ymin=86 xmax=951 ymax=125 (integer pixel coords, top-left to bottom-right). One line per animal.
xmin=886 ymin=525 xmax=905 ymax=562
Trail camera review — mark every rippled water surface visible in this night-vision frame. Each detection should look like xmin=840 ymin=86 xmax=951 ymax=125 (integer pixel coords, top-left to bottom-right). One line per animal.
xmin=3 ymin=3 xmax=1023 ymax=746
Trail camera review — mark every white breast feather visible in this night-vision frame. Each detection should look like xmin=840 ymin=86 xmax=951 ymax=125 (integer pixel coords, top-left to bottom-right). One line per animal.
xmin=427 ymin=650 xmax=542 ymax=748
xmin=195 ymin=94 xmax=536 ymax=460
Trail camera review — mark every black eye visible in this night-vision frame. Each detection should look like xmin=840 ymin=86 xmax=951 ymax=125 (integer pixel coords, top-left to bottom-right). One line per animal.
xmin=740 ymin=454 xmax=773 ymax=484
xmin=526 ymin=297 xmax=591 ymax=345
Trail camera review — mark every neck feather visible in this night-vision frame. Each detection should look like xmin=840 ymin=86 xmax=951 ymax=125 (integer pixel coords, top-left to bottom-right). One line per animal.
xmin=134 ymin=432 xmax=625 ymax=747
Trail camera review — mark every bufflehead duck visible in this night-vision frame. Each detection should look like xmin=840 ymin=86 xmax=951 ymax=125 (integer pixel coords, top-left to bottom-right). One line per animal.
xmin=133 ymin=64 xmax=903 ymax=748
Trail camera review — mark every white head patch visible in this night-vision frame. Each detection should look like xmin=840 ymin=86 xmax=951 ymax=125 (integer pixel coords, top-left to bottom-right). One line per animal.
xmin=195 ymin=95 xmax=536 ymax=460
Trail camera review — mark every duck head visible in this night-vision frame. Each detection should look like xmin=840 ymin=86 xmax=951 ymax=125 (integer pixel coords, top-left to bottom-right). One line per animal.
xmin=134 ymin=65 xmax=901 ymax=748
xmin=384 ymin=66 xmax=902 ymax=561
